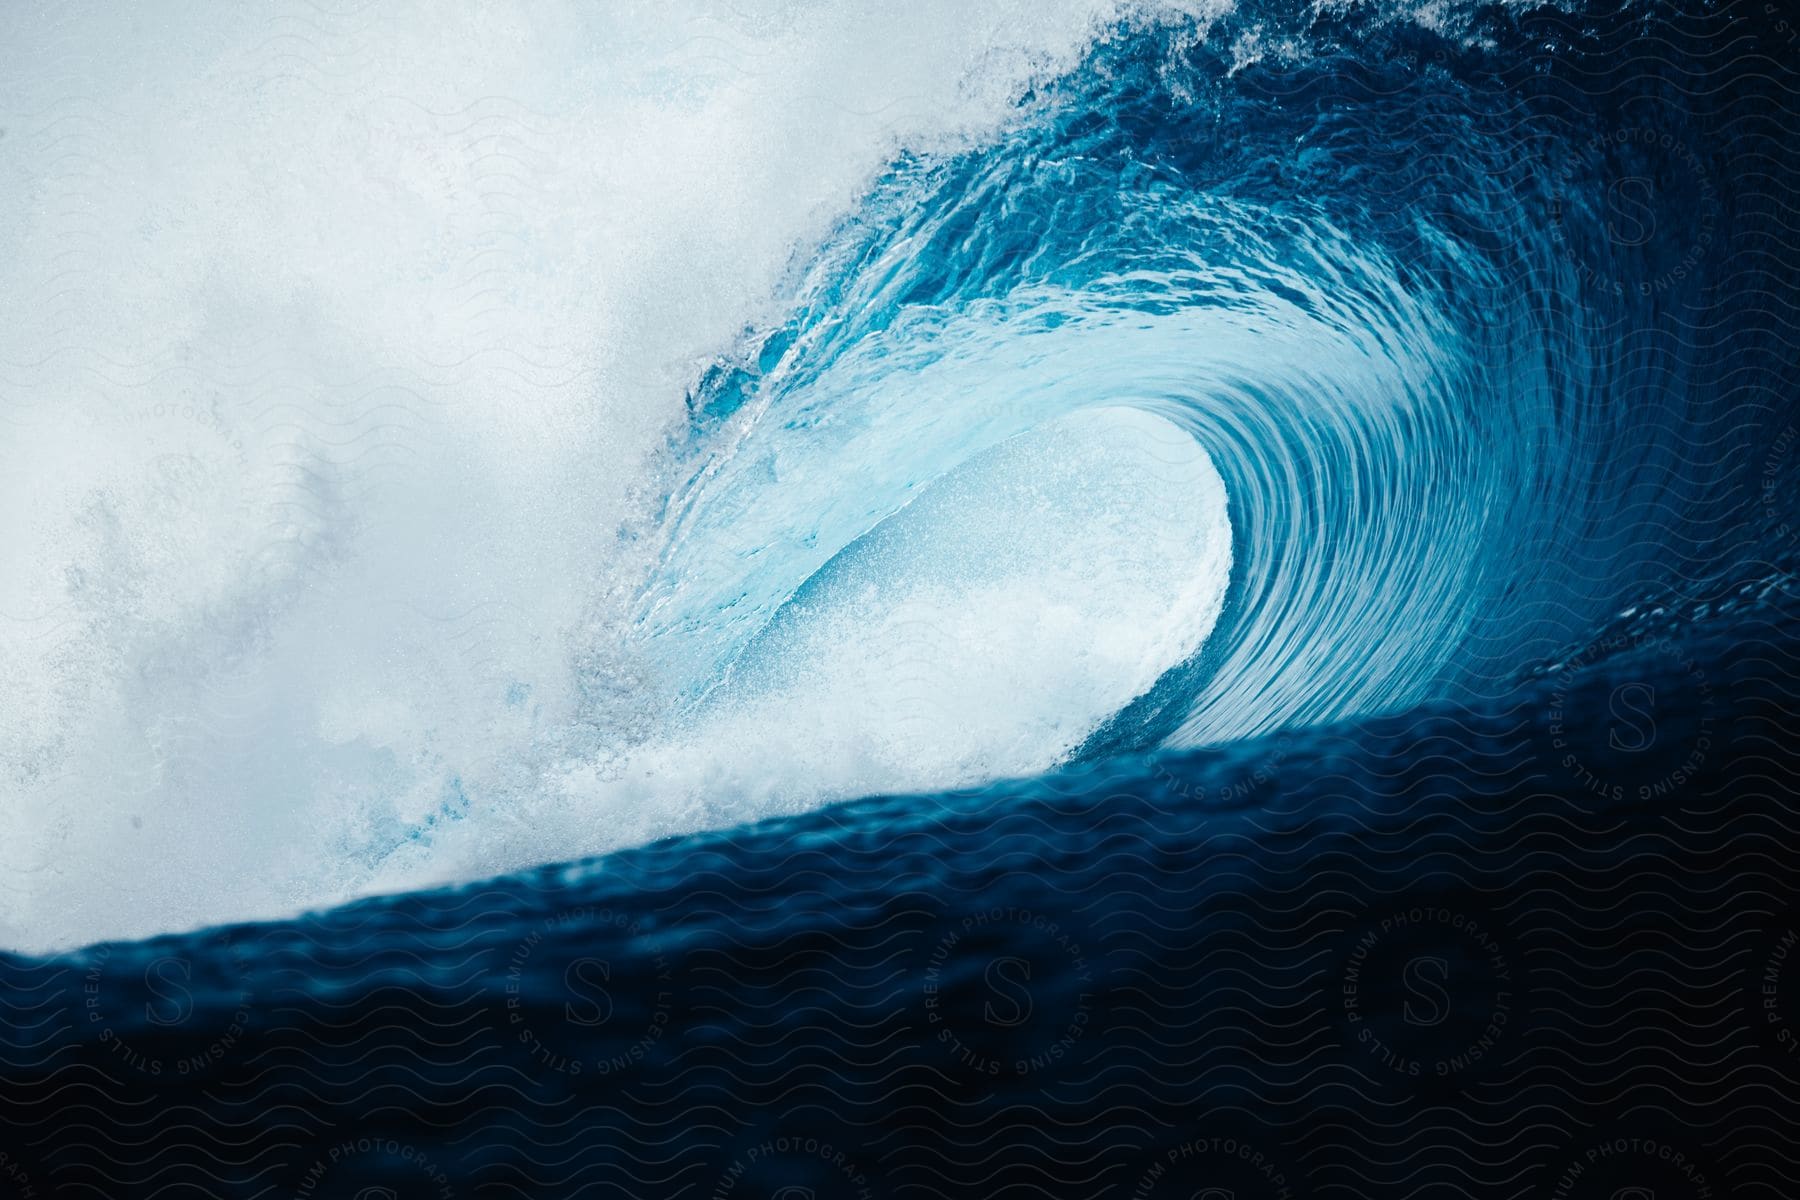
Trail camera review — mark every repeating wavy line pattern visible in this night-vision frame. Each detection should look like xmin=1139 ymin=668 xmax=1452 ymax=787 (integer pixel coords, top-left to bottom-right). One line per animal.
xmin=2 ymin=571 xmax=1797 ymax=1196
xmin=4 ymin=0 xmax=1800 ymax=1196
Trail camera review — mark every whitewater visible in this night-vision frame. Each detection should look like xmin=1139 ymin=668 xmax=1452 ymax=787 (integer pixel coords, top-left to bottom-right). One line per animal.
xmin=1 ymin=0 xmax=1248 ymax=951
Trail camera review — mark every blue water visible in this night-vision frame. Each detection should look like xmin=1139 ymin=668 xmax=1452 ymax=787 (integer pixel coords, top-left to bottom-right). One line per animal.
xmin=5 ymin=0 xmax=1800 ymax=1195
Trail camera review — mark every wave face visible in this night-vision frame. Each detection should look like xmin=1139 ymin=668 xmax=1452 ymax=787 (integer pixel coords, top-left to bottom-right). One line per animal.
xmin=438 ymin=0 xmax=1788 ymax=893
xmin=640 ymin=11 xmax=1725 ymax=758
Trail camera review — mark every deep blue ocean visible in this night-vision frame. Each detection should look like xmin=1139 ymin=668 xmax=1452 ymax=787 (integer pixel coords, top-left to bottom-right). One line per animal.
xmin=5 ymin=0 xmax=1800 ymax=1196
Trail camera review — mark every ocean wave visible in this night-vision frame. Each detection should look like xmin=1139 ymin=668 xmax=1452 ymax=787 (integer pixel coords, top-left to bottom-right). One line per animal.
xmin=1 ymin=0 xmax=1792 ymax=956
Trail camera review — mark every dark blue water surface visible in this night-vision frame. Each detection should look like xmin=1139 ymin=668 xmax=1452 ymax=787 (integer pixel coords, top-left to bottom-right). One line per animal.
xmin=7 ymin=0 xmax=1800 ymax=1195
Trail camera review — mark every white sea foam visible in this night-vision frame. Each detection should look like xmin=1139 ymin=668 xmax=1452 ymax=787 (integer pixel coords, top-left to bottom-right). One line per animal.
xmin=0 ymin=0 xmax=1229 ymax=951
xmin=394 ymin=407 xmax=1232 ymax=893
